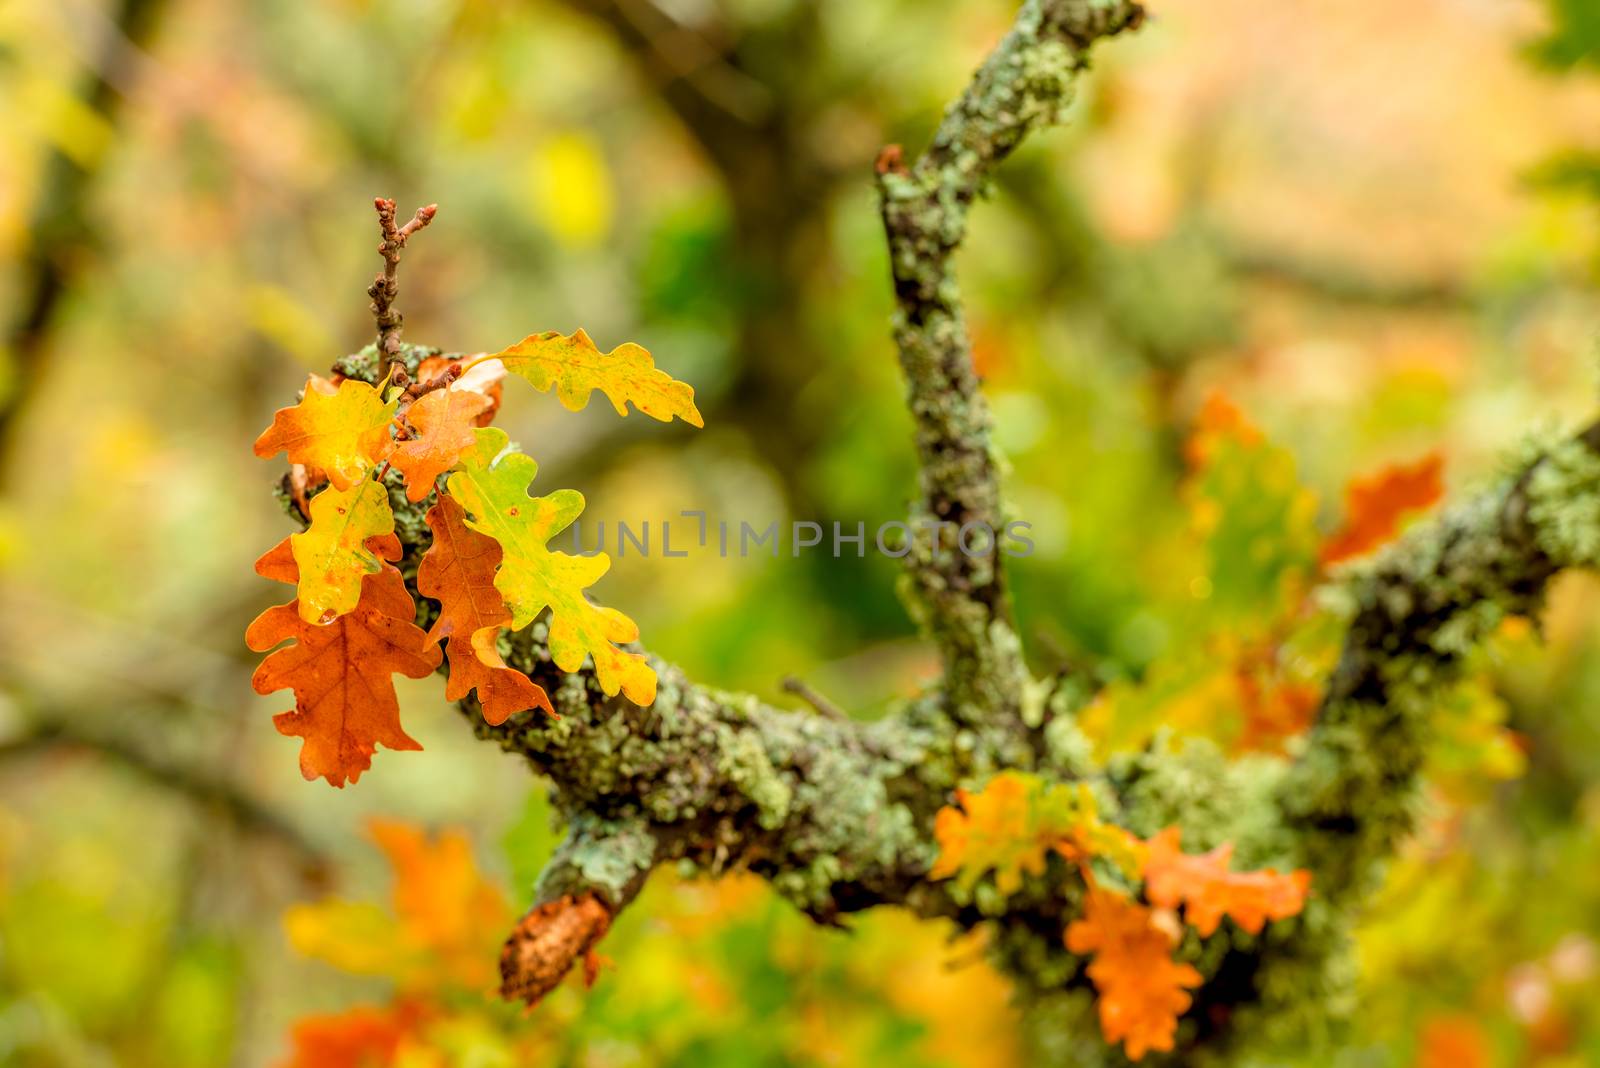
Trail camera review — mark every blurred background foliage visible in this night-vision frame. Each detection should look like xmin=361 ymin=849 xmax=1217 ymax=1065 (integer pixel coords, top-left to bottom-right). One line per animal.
xmin=3 ymin=0 xmax=1600 ymax=1064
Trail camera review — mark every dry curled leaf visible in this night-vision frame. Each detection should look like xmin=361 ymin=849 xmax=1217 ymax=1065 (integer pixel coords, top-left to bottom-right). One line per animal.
xmin=1141 ymin=828 xmax=1311 ymax=936
xmin=499 ymin=892 xmax=612 ymax=1007
xmin=1066 ymin=888 xmax=1203 ymax=1061
xmin=417 ymin=353 xmax=505 ymax=426
xmin=254 ymin=375 xmax=396 ymax=490
xmin=247 ymin=536 xmax=440 ymax=787
xmin=419 ymin=495 xmax=554 ymax=725
xmin=488 ymin=328 xmax=703 ymax=425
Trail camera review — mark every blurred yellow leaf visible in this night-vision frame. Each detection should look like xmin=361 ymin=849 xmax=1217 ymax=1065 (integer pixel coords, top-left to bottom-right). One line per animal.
xmin=525 ymin=131 xmax=613 ymax=248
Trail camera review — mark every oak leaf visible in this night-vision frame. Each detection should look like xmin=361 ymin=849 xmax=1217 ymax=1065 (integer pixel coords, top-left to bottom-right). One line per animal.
xmin=1320 ymin=452 xmax=1445 ymax=566
xmin=391 ymin=385 xmax=493 ymax=502
xmin=247 ymin=536 xmax=440 ymax=787
xmin=418 ymin=495 xmax=554 ymax=724
xmin=417 ymin=353 xmax=505 ymax=426
xmin=447 ymin=427 xmax=656 ymax=705
xmin=277 ymin=1001 xmax=423 ymax=1068
xmin=285 ymin=819 xmax=509 ymax=995
xmin=290 ymin=479 xmax=395 ymax=624
xmin=1141 ymin=828 xmax=1311 ymax=936
xmin=1185 ymin=393 xmax=1319 ymax=623
xmin=487 ymin=329 xmax=703 ymax=426
xmin=1066 ymin=889 xmax=1203 ymax=1061
xmin=254 ymin=375 xmax=396 ymax=490
xmin=930 ymin=773 xmax=1141 ymax=893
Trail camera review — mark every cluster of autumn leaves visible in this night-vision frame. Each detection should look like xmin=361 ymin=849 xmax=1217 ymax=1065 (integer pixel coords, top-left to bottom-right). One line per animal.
xmin=279 ymin=820 xmax=514 ymax=1066
xmin=930 ymin=771 xmax=1312 ymax=1060
xmin=1080 ymin=393 xmax=1448 ymax=759
xmin=249 ymin=329 xmax=702 ymax=786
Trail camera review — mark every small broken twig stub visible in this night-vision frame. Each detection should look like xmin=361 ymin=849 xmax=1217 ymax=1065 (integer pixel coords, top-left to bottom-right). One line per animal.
xmin=499 ymin=893 xmax=613 ymax=1006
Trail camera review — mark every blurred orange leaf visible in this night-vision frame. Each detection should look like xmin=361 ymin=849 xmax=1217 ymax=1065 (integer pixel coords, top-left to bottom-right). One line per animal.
xmin=1141 ymin=828 xmax=1310 ymax=936
xmin=1321 ymin=453 xmax=1445 ymax=566
xmin=285 ymin=820 xmax=510 ymax=994
xmin=278 ymin=1001 xmax=423 ymax=1068
xmin=1416 ymin=1013 xmax=1491 ymax=1068
xmin=1065 ymin=888 xmax=1202 ymax=1061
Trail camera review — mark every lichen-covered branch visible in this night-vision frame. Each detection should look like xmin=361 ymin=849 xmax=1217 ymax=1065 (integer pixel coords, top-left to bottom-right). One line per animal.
xmin=277 ymin=1 xmax=1600 ymax=1059
xmin=1283 ymin=423 xmax=1600 ymax=898
xmin=314 ymin=297 xmax=1600 ymax=1064
xmin=875 ymin=0 xmax=1144 ymax=722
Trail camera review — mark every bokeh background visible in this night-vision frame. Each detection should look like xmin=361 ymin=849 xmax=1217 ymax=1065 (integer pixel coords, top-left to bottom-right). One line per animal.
xmin=3 ymin=0 xmax=1600 ymax=1064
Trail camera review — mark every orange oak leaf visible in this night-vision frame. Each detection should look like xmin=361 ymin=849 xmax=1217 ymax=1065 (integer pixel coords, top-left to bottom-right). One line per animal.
xmin=247 ymin=536 xmax=441 ymax=787
xmin=929 ymin=772 xmax=1044 ymax=894
xmin=1320 ymin=452 xmax=1445 ymax=566
xmin=254 ymin=375 xmax=396 ymax=490
xmin=1141 ymin=828 xmax=1311 ymax=936
xmin=277 ymin=1001 xmax=424 ymax=1068
xmin=391 ymin=386 xmax=493 ymax=502
xmin=1417 ymin=1013 xmax=1492 ymax=1068
xmin=1184 ymin=390 xmax=1262 ymax=470
xmin=1234 ymin=656 xmax=1321 ymax=754
xmin=930 ymin=773 xmax=1145 ymax=893
xmin=1065 ymin=888 xmax=1203 ymax=1061
xmin=418 ymin=496 xmax=554 ymax=725
xmin=369 ymin=818 xmax=512 ymax=990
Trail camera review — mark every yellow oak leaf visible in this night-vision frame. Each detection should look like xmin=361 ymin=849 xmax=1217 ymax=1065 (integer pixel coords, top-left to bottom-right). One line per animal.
xmin=930 ymin=772 xmax=1138 ymax=893
xmin=254 ymin=375 xmax=396 ymax=490
xmin=446 ymin=427 xmax=656 ymax=705
xmin=485 ymin=329 xmax=703 ymax=426
xmin=290 ymin=479 xmax=396 ymax=624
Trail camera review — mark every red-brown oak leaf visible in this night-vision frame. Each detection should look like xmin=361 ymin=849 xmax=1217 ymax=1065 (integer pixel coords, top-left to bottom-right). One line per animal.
xmin=1141 ymin=828 xmax=1311 ymax=936
xmin=247 ymin=535 xmax=440 ymax=787
xmin=418 ymin=496 xmax=553 ymax=725
xmin=391 ymin=386 xmax=493 ymax=502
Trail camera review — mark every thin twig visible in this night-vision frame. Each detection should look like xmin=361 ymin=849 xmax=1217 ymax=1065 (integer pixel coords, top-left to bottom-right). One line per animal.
xmin=367 ymin=197 xmax=438 ymax=382
xmin=780 ymin=675 xmax=848 ymax=720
